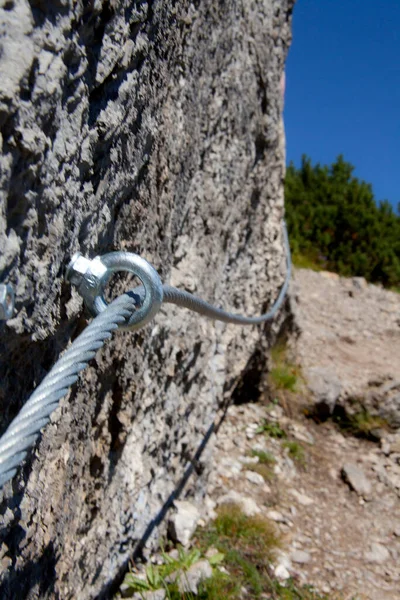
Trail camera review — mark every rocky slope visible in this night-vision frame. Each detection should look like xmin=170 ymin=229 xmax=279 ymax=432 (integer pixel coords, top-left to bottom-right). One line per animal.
xmin=292 ymin=268 xmax=400 ymax=426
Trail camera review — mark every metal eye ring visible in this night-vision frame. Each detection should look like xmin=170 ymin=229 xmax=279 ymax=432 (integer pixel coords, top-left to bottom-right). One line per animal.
xmin=87 ymin=252 xmax=163 ymax=331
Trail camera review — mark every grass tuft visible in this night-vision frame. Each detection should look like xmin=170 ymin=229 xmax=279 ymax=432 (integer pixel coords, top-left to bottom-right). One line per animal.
xmin=282 ymin=440 xmax=306 ymax=466
xmin=243 ymin=462 xmax=275 ymax=482
xmin=270 ymin=366 xmax=298 ymax=392
xmin=249 ymin=449 xmax=276 ymax=464
xmin=269 ymin=341 xmax=301 ymax=393
xmin=333 ymin=408 xmax=388 ymax=440
xmin=199 ymin=504 xmax=279 ymax=563
xmin=256 ymin=419 xmax=287 ymax=438
xmin=195 ymin=506 xmax=332 ymax=599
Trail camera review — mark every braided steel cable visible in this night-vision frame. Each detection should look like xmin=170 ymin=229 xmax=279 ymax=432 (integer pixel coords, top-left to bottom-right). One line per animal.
xmin=0 ymin=293 xmax=136 ymax=489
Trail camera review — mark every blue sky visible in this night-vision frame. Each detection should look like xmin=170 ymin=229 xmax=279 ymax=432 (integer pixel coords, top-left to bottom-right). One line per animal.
xmin=284 ymin=0 xmax=400 ymax=211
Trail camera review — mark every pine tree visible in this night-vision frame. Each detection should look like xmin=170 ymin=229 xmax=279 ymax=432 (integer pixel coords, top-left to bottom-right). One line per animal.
xmin=285 ymin=155 xmax=400 ymax=287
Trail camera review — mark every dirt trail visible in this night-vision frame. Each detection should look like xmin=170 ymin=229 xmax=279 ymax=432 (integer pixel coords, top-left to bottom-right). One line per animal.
xmin=207 ymin=400 xmax=400 ymax=599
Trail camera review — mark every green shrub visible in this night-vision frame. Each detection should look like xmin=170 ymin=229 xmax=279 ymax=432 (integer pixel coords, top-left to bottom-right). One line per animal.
xmin=256 ymin=419 xmax=286 ymax=438
xmin=285 ymin=154 xmax=400 ymax=288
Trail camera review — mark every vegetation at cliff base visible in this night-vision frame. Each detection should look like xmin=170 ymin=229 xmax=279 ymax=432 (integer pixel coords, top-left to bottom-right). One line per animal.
xmin=285 ymin=155 xmax=400 ymax=288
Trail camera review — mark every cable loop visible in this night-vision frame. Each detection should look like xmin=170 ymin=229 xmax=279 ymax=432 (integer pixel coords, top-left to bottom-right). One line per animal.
xmin=86 ymin=252 xmax=163 ymax=331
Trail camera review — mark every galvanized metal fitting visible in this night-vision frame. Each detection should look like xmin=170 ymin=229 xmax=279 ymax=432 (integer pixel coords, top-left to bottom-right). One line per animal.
xmin=66 ymin=251 xmax=163 ymax=331
xmin=0 ymin=283 xmax=15 ymax=321
xmin=65 ymin=252 xmax=109 ymax=311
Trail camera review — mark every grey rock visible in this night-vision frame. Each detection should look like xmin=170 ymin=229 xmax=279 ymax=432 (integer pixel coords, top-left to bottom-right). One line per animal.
xmin=168 ymin=501 xmax=201 ymax=547
xmin=352 ymin=277 xmax=368 ymax=290
xmin=364 ymin=542 xmax=390 ymax=564
xmin=0 ymin=0 xmax=293 ymax=598
xmin=291 ymin=550 xmax=311 ymax=564
xmin=217 ymin=490 xmax=261 ymax=517
xmin=289 ymin=489 xmax=314 ymax=506
xmin=244 ymin=470 xmax=265 ymax=485
xmin=288 ymin=422 xmax=315 ymax=445
xmin=266 ymin=510 xmax=286 ymax=523
xmin=275 ymin=564 xmax=291 ymax=580
xmin=306 ymin=367 xmax=342 ymax=417
xmin=364 ymin=381 xmax=400 ymax=429
xmin=341 ymin=462 xmax=372 ymax=498
xmin=177 ymin=560 xmax=213 ymax=594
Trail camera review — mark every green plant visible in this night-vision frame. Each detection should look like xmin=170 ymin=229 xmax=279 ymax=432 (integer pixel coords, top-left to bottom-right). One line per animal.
xmin=123 ymin=564 xmax=163 ymax=594
xmin=243 ymin=461 xmax=274 ymax=482
xmin=282 ymin=440 xmax=306 ymax=466
xmin=285 ymin=154 xmax=400 ymax=289
xmin=256 ymin=419 xmax=287 ymax=438
xmin=333 ymin=408 xmax=388 ymax=440
xmin=195 ymin=506 xmax=335 ymax=599
xmin=269 ymin=341 xmax=301 ymax=392
xmin=249 ymin=449 xmax=276 ymax=464
xmin=122 ymin=545 xmax=210 ymax=599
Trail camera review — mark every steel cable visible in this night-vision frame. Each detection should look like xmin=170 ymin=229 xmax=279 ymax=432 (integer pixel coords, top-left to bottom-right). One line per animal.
xmin=0 ymin=293 xmax=136 ymax=489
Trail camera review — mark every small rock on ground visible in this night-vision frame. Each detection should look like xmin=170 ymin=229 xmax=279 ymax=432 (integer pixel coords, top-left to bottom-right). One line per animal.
xmin=245 ymin=470 xmax=265 ymax=485
xmin=291 ymin=550 xmax=311 ymax=564
xmin=216 ymin=490 xmax=261 ymax=516
xmin=177 ymin=560 xmax=213 ymax=594
xmin=168 ymin=501 xmax=200 ymax=546
xmin=341 ymin=462 xmax=372 ymax=498
xmin=364 ymin=542 xmax=390 ymax=564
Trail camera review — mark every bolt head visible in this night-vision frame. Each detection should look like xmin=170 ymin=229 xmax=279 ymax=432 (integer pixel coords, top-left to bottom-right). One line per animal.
xmin=65 ymin=253 xmax=109 ymax=313
xmin=65 ymin=252 xmax=92 ymax=286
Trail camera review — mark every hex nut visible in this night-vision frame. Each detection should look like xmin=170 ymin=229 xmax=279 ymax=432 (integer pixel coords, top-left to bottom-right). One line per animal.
xmin=78 ymin=256 xmax=109 ymax=296
xmin=66 ymin=254 xmax=110 ymax=314
xmin=65 ymin=252 xmax=92 ymax=287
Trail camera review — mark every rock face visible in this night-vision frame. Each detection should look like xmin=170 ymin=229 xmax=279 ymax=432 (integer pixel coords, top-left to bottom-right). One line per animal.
xmin=0 ymin=1 xmax=293 ymax=598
